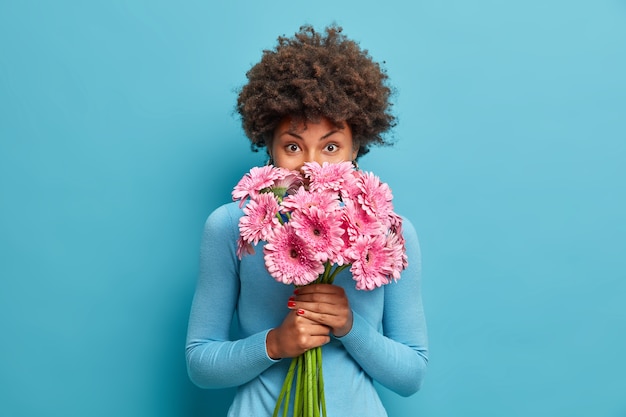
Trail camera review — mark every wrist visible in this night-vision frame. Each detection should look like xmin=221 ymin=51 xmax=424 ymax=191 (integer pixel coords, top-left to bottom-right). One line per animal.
xmin=265 ymin=329 xmax=282 ymax=360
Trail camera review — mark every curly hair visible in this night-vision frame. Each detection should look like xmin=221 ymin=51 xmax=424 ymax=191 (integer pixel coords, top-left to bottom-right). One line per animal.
xmin=236 ymin=25 xmax=396 ymax=157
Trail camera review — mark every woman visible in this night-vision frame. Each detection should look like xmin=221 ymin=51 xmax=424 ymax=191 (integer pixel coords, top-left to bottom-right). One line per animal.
xmin=186 ymin=25 xmax=428 ymax=416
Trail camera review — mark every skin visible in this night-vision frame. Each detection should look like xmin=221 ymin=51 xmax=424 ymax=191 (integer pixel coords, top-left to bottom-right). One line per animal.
xmin=269 ymin=117 xmax=358 ymax=172
xmin=265 ymin=117 xmax=357 ymax=360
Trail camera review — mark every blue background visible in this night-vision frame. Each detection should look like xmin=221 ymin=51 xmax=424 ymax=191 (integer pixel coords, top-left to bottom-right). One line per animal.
xmin=1 ymin=1 xmax=625 ymax=416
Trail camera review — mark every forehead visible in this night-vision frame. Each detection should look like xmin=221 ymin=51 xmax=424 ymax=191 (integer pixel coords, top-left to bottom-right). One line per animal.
xmin=274 ymin=116 xmax=347 ymax=134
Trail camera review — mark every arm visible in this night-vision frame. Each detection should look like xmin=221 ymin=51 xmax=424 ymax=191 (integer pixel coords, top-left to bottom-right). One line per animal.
xmin=185 ymin=204 xmax=278 ymax=389
xmin=337 ymin=218 xmax=429 ymax=396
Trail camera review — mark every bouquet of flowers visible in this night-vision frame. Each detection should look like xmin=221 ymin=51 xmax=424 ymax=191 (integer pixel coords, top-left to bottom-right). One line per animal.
xmin=232 ymin=161 xmax=408 ymax=417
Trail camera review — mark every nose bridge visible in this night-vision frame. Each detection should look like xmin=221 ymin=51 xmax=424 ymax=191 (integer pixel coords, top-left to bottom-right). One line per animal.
xmin=296 ymin=136 xmax=325 ymax=170
xmin=313 ymin=152 xmax=323 ymax=165
xmin=302 ymin=148 xmax=322 ymax=167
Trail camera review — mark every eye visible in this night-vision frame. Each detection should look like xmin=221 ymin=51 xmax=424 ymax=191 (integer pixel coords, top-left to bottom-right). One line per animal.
xmin=325 ymin=143 xmax=338 ymax=152
xmin=286 ymin=143 xmax=300 ymax=152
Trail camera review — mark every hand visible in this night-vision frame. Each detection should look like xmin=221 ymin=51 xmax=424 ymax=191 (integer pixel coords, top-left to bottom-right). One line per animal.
xmin=289 ymin=284 xmax=354 ymax=338
xmin=266 ymin=311 xmax=331 ymax=359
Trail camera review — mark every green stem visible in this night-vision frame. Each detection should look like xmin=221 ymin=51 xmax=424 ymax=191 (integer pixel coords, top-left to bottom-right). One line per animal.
xmin=312 ymin=349 xmax=320 ymax=417
xmin=317 ymin=347 xmax=327 ymax=417
xmin=283 ymin=365 xmax=293 ymax=417
xmin=321 ymin=262 xmax=331 ymax=283
xmin=327 ymin=263 xmax=349 ymax=284
xmin=294 ymin=354 xmax=303 ymax=417
xmin=273 ymin=358 xmax=298 ymax=417
xmin=306 ymin=350 xmax=314 ymax=417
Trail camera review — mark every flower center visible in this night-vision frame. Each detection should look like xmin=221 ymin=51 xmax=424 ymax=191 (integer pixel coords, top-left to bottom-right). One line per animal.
xmin=290 ymin=249 xmax=299 ymax=259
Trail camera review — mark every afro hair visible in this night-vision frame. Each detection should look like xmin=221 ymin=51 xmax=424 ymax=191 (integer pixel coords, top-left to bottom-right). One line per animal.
xmin=236 ymin=24 xmax=396 ymax=157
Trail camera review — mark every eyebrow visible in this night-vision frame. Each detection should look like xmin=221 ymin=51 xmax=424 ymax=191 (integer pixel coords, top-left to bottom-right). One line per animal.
xmin=281 ymin=129 xmax=342 ymax=140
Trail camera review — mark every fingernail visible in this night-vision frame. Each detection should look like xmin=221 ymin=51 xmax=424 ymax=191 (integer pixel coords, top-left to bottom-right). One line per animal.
xmin=296 ymin=309 xmax=305 ymax=315
xmin=293 ymin=289 xmax=299 ymax=295
xmin=288 ymin=296 xmax=295 ymax=301
xmin=287 ymin=301 xmax=296 ymax=308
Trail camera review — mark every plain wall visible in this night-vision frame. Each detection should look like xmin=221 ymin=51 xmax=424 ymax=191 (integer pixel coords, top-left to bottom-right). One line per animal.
xmin=1 ymin=1 xmax=625 ymax=416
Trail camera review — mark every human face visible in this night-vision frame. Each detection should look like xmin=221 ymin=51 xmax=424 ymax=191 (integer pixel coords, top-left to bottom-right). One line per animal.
xmin=270 ymin=117 xmax=358 ymax=172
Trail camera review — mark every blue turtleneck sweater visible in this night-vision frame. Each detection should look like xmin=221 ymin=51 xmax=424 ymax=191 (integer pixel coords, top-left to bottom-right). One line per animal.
xmin=186 ymin=202 xmax=428 ymax=416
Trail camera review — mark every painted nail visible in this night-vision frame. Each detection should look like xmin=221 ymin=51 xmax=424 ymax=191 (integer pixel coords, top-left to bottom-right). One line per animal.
xmin=296 ymin=309 xmax=305 ymax=315
xmin=287 ymin=301 xmax=296 ymax=308
xmin=288 ymin=296 xmax=295 ymax=302
xmin=293 ymin=289 xmax=299 ymax=295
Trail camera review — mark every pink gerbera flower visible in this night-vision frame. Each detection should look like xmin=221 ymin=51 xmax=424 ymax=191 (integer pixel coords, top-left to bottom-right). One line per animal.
xmin=263 ymin=224 xmax=325 ymax=286
xmin=339 ymin=169 xmax=361 ymax=201
xmin=347 ymin=234 xmax=394 ymax=290
xmin=388 ymin=212 xmax=404 ymax=234
xmin=232 ymin=165 xmax=283 ymax=207
xmin=302 ymin=161 xmax=355 ymax=193
xmin=281 ymin=186 xmax=339 ymax=214
xmin=236 ymin=235 xmax=255 ymax=259
xmin=332 ymin=217 xmax=354 ymax=266
xmin=388 ymin=213 xmax=408 ymax=268
xmin=342 ymin=199 xmax=385 ymax=242
xmin=290 ymin=205 xmax=345 ymax=262
xmin=268 ymin=168 xmax=303 ymax=200
xmin=238 ymin=193 xmax=280 ymax=245
xmin=356 ymin=171 xmax=394 ymax=225
xmin=385 ymin=231 xmax=408 ymax=279
xmin=232 ymin=163 xmax=408 ymax=292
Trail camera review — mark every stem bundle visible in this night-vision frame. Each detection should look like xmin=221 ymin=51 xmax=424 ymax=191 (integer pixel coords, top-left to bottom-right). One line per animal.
xmin=273 ymin=346 xmax=326 ymax=417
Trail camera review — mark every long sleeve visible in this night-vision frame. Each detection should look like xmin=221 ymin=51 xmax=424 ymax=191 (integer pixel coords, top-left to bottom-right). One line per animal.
xmin=185 ymin=203 xmax=428 ymax=415
xmin=336 ymin=218 xmax=428 ymax=396
xmin=185 ymin=204 xmax=278 ymax=389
